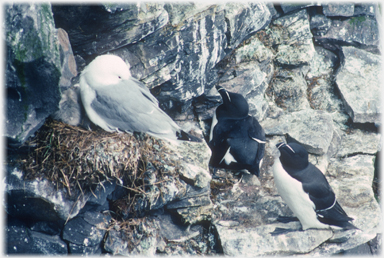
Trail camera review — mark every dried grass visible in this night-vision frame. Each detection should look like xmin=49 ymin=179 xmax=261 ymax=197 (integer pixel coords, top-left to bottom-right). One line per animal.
xmin=19 ymin=119 xmax=180 ymax=217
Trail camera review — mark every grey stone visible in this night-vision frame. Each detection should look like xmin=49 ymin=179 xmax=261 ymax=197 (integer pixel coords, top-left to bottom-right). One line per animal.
xmin=215 ymin=221 xmax=334 ymax=255
xmin=310 ymin=15 xmax=332 ymax=36
xmin=315 ymin=16 xmax=380 ymax=47
xmin=223 ymin=3 xmax=271 ymax=48
xmin=275 ymin=42 xmax=315 ymax=66
xmin=261 ymin=109 xmax=334 ymax=155
xmin=280 ymin=3 xmax=320 ymax=14
xmin=5 ymin=3 xmax=62 ymax=146
xmin=269 ymin=9 xmax=313 ymax=46
xmin=306 ymin=46 xmax=342 ymax=112
xmin=336 ymin=129 xmax=381 ymax=157
xmin=354 ymin=3 xmax=379 ymax=17
xmin=167 ymin=140 xmax=212 ymax=189
xmin=336 ymin=46 xmax=381 ymax=124
xmin=323 ymin=3 xmax=355 ymax=17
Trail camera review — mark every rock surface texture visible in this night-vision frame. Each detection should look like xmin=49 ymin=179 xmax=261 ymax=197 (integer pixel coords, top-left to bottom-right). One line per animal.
xmin=5 ymin=2 xmax=381 ymax=256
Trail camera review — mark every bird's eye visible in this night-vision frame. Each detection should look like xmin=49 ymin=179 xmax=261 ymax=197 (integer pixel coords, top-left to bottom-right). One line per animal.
xmin=118 ymin=76 xmax=122 ymax=79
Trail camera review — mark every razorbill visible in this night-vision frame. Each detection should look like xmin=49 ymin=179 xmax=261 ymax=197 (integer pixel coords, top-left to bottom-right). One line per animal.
xmin=208 ymin=86 xmax=266 ymax=176
xmin=272 ymin=142 xmax=357 ymax=234
xmin=79 ymin=54 xmax=200 ymax=142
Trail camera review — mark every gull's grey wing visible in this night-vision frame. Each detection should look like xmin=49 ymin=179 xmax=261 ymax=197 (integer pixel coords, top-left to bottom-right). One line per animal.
xmin=90 ymin=79 xmax=179 ymax=138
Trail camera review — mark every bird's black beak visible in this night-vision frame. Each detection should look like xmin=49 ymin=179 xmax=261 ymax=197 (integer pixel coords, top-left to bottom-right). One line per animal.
xmin=216 ymin=86 xmax=231 ymax=104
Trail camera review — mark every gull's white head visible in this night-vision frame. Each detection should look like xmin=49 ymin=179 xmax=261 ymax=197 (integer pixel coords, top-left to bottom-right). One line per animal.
xmin=81 ymin=55 xmax=131 ymax=88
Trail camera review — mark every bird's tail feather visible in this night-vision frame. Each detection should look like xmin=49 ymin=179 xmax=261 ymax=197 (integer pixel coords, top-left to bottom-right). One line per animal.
xmin=176 ymin=130 xmax=202 ymax=142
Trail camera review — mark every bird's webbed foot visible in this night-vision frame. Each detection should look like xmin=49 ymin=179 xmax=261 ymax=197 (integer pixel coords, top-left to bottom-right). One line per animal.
xmin=270 ymin=227 xmax=300 ymax=236
xmin=276 ymin=216 xmax=299 ymax=223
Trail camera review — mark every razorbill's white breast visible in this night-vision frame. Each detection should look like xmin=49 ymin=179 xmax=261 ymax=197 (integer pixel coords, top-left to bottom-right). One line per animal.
xmin=272 ymin=142 xmax=357 ymax=233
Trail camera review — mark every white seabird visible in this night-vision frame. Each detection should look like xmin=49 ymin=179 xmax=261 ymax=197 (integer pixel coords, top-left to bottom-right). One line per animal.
xmin=79 ymin=54 xmax=197 ymax=141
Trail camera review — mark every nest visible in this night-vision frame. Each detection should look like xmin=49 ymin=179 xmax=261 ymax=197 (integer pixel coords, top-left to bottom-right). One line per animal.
xmin=19 ymin=119 xmax=180 ymax=217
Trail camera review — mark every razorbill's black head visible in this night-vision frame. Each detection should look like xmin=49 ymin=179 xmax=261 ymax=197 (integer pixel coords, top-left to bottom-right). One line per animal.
xmin=208 ymin=86 xmax=266 ymax=176
xmin=215 ymin=86 xmax=249 ymax=119
xmin=272 ymin=142 xmax=357 ymax=232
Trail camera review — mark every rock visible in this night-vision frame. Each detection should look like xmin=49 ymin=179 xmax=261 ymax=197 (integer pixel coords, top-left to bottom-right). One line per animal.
xmin=335 ymin=46 xmax=381 ymax=124
xmin=215 ymin=221 xmax=333 ymax=255
xmin=5 ymin=165 xmax=116 ymax=221
xmin=28 ymin=231 xmax=68 ymax=254
xmin=51 ymin=3 xmax=169 ymax=57
xmin=6 ymin=218 xmax=68 ymax=254
xmin=56 ymin=28 xmax=78 ymax=88
xmin=268 ymin=68 xmax=310 ymax=111
xmin=310 ymin=14 xmax=332 ymax=35
xmin=315 ymin=16 xmax=380 ymax=47
xmin=29 ymin=221 xmax=63 ymax=236
xmin=280 ymin=3 xmax=320 ymax=14
xmin=306 ymin=46 xmax=342 ymax=112
xmin=261 ymin=109 xmax=334 ymax=155
xmin=354 ymin=3 xmax=379 ymax=16
xmin=5 ymin=3 xmax=62 ymax=146
xmin=222 ymin=3 xmax=272 ymax=48
xmin=268 ymin=9 xmax=313 ymax=47
xmin=62 ymin=211 xmax=110 ymax=254
xmin=156 ymin=214 xmax=202 ymax=241
xmin=336 ymin=129 xmax=381 ymax=158
xmin=323 ymin=3 xmax=355 ymax=17
xmin=104 ymin=218 xmax=159 ymax=255
xmin=51 ymin=86 xmax=83 ymax=126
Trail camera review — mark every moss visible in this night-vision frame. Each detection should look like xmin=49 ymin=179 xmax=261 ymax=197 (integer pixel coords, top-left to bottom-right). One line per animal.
xmin=348 ymin=16 xmax=367 ymax=26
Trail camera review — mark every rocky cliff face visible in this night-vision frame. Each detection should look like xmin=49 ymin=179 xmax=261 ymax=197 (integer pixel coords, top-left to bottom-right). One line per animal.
xmin=5 ymin=2 xmax=381 ymax=256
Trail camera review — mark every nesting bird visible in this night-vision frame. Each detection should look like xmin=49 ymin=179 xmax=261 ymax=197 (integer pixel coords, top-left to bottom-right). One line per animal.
xmin=208 ymin=86 xmax=266 ymax=176
xmin=272 ymin=142 xmax=357 ymax=234
xmin=79 ymin=54 xmax=199 ymax=142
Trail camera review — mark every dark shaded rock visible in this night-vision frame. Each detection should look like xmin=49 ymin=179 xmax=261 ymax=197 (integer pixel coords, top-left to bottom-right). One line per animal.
xmin=62 ymin=211 xmax=110 ymax=254
xmin=28 ymin=231 xmax=68 ymax=254
xmin=5 ymin=165 xmax=109 ymax=221
xmin=29 ymin=221 xmax=63 ymax=236
xmin=156 ymin=214 xmax=202 ymax=241
xmin=68 ymin=243 xmax=101 ymax=254
xmin=323 ymin=3 xmax=354 ymax=17
xmin=6 ymin=217 xmax=68 ymax=254
xmin=5 ymin=3 xmax=62 ymax=146
xmin=51 ymin=3 xmax=169 ymax=58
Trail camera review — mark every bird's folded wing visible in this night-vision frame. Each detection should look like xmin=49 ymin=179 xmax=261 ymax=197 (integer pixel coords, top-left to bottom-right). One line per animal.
xmin=90 ymin=80 xmax=177 ymax=135
xmin=298 ymin=165 xmax=336 ymax=211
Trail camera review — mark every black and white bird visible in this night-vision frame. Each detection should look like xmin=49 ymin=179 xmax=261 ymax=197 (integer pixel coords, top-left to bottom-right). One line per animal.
xmin=80 ymin=54 xmax=199 ymax=142
xmin=272 ymin=142 xmax=357 ymax=234
xmin=208 ymin=86 xmax=266 ymax=176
